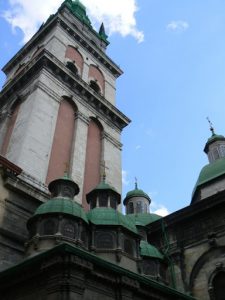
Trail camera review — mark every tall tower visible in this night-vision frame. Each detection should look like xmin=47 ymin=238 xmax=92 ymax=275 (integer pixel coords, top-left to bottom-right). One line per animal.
xmin=0 ymin=0 xmax=130 ymax=209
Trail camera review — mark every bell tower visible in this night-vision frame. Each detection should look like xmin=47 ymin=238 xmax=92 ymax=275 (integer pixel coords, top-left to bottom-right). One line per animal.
xmin=0 ymin=0 xmax=130 ymax=209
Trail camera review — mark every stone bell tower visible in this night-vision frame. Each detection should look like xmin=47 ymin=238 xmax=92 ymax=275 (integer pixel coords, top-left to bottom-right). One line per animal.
xmin=0 ymin=0 xmax=130 ymax=209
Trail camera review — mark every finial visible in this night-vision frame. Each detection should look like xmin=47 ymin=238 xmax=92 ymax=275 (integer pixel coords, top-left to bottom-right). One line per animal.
xmin=207 ymin=117 xmax=215 ymax=136
xmin=135 ymin=177 xmax=138 ymax=189
xmin=100 ymin=161 xmax=109 ymax=182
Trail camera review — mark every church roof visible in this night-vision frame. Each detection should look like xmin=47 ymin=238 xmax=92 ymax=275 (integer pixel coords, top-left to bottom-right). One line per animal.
xmin=204 ymin=133 xmax=225 ymax=153
xmin=140 ymin=240 xmax=164 ymax=260
xmin=192 ymin=157 xmax=225 ymax=198
xmin=0 ymin=243 xmax=196 ymax=300
xmin=126 ymin=213 xmax=162 ymax=226
xmin=34 ymin=198 xmax=88 ymax=223
xmin=123 ymin=187 xmax=150 ymax=205
xmin=87 ymin=207 xmax=138 ymax=234
xmin=62 ymin=0 xmax=109 ymax=44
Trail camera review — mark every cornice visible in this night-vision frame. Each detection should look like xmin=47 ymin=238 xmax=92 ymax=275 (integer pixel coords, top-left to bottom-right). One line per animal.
xmin=0 ymin=49 xmax=130 ymax=131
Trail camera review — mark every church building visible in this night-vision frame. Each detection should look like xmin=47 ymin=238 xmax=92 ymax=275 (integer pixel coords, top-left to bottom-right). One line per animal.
xmin=0 ymin=1 xmax=224 ymax=299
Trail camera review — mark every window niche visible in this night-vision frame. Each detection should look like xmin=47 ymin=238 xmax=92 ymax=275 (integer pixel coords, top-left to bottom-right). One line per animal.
xmin=66 ymin=61 xmax=78 ymax=75
xmin=128 ymin=202 xmax=134 ymax=214
xmin=209 ymin=270 xmax=225 ymax=300
xmin=123 ymin=237 xmax=135 ymax=257
xmin=62 ymin=222 xmax=77 ymax=239
xmin=42 ymin=219 xmax=57 ymax=235
xmin=99 ymin=192 xmax=108 ymax=207
xmin=95 ymin=231 xmax=115 ymax=249
xmin=90 ymin=80 xmax=101 ymax=94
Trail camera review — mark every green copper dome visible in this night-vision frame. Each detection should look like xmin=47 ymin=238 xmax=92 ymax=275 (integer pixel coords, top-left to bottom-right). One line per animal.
xmin=63 ymin=0 xmax=92 ymax=27
xmin=204 ymin=133 xmax=225 ymax=153
xmin=92 ymin=181 xmax=117 ymax=192
xmin=87 ymin=207 xmax=138 ymax=234
xmin=34 ymin=198 xmax=88 ymax=223
xmin=192 ymin=157 xmax=225 ymax=198
xmin=123 ymin=189 xmax=150 ymax=205
xmin=86 ymin=179 xmax=121 ymax=205
xmin=126 ymin=213 xmax=162 ymax=226
xmin=140 ymin=240 xmax=164 ymax=260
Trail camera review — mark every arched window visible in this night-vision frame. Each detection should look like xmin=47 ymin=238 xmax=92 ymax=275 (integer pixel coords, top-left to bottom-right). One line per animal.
xmin=96 ymin=232 xmax=114 ymax=249
xmin=110 ymin=196 xmax=117 ymax=210
xmin=99 ymin=192 xmax=108 ymax=207
xmin=220 ymin=145 xmax=225 ymax=157
xmin=65 ymin=46 xmax=83 ymax=75
xmin=90 ymin=80 xmax=101 ymax=94
xmin=46 ymin=98 xmax=77 ymax=184
xmin=143 ymin=259 xmax=158 ymax=276
xmin=43 ymin=219 xmax=56 ymax=235
xmin=88 ymin=65 xmax=105 ymax=95
xmin=212 ymin=272 xmax=225 ymax=300
xmin=1 ymin=100 xmax=21 ymax=156
xmin=66 ymin=61 xmax=78 ymax=75
xmin=136 ymin=201 xmax=142 ymax=213
xmin=128 ymin=202 xmax=134 ymax=214
xmin=144 ymin=203 xmax=148 ymax=213
xmin=124 ymin=238 xmax=134 ymax=256
xmin=213 ymin=148 xmax=220 ymax=160
xmin=82 ymin=118 xmax=103 ymax=210
xmin=63 ymin=222 xmax=76 ymax=239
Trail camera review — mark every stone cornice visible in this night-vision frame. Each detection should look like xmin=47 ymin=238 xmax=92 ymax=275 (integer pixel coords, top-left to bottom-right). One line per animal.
xmin=0 ymin=49 xmax=130 ymax=131
xmin=2 ymin=11 xmax=123 ymax=78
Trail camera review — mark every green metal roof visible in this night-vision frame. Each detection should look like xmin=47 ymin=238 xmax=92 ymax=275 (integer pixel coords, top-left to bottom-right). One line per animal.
xmin=61 ymin=0 xmax=109 ymax=44
xmin=87 ymin=207 xmax=138 ymax=234
xmin=86 ymin=180 xmax=121 ymax=204
xmin=204 ymin=133 xmax=225 ymax=153
xmin=124 ymin=188 xmax=150 ymax=205
xmin=140 ymin=240 xmax=164 ymax=260
xmin=92 ymin=181 xmax=117 ymax=192
xmin=0 ymin=243 xmax=196 ymax=299
xmin=192 ymin=157 xmax=225 ymax=198
xmin=126 ymin=213 xmax=162 ymax=226
xmin=63 ymin=0 xmax=92 ymax=27
xmin=34 ymin=198 xmax=88 ymax=223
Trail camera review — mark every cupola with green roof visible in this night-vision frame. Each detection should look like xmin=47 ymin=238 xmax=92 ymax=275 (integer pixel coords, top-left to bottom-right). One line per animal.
xmin=86 ymin=172 xmax=121 ymax=210
xmin=124 ymin=180 xmax=151 ymax=214
xmin=26 ymin=173 xmax=88 ymax=256
xmin=204 ymin=120 xmax=225 ymax=163
xmin=192 ymin=122 xmax=225 ymax=203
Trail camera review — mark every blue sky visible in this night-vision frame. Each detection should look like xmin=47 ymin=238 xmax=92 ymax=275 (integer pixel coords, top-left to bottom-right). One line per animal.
xmin=1 ymin=0 xmax=225 ymax=215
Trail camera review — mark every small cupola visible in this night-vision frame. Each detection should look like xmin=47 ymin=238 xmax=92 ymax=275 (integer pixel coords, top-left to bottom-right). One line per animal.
xmin=204 ymin=119 xmax=225 ymax=163
xmin=86 ymin=173 xmax=121 ymax=210
xmin=124 ymin=180 xmax=151 ymax=214
xmin=26 ymin=173 xmax=88 ymax=256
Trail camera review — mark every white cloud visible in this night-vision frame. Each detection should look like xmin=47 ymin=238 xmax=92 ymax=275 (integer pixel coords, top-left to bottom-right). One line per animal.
xmin=122 ymin=170 xmax=129 ymax=186
xmin=135 ymin=145 xmax=141 ymax=150
xmin=166 ymin=20 xmax=189 ymax=33
xmin=151 ymin=200 xmax=170 ymax=217
xmin=2 ymin=0 xmax=144 ymax=43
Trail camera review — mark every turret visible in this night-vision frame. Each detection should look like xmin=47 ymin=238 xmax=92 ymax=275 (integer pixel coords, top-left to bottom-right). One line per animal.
xmin=26 ymin=173 xmax=88 ymax=256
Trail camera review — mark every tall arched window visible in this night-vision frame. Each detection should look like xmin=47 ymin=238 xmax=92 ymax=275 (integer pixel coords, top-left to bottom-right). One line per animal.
xmin=212 ymin=272 xmax=225 ymax=300
xmin=82 ymin=118 xmax=103 ymax=210
xmin=46 ymin=97 xmax=77 ymax=184
xmin=1 ymin=100 xmax=21 ymax=156
xmin=43 ymin=219 xmax=56 ymax=235
xmin=128 ymin=202 xmax=134 ymax=214
xmin=65 ymin=45 xmax=83 ymax=75
xmin=88 ymin=65 xmax=105 ymax=95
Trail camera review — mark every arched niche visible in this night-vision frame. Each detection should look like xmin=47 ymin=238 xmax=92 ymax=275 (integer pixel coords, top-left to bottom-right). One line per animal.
xmin=65 ymin=45 xmax=84 ymax=76
xmin=82 ymin=117 xmax=103 ymax=210
xmin=46 ymin=97 xmax=77 ymax=184
xmin=88 ymin=65 xmax=105 ymax=95
xmin=1 ymin=99 xmax=21 ymax=156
